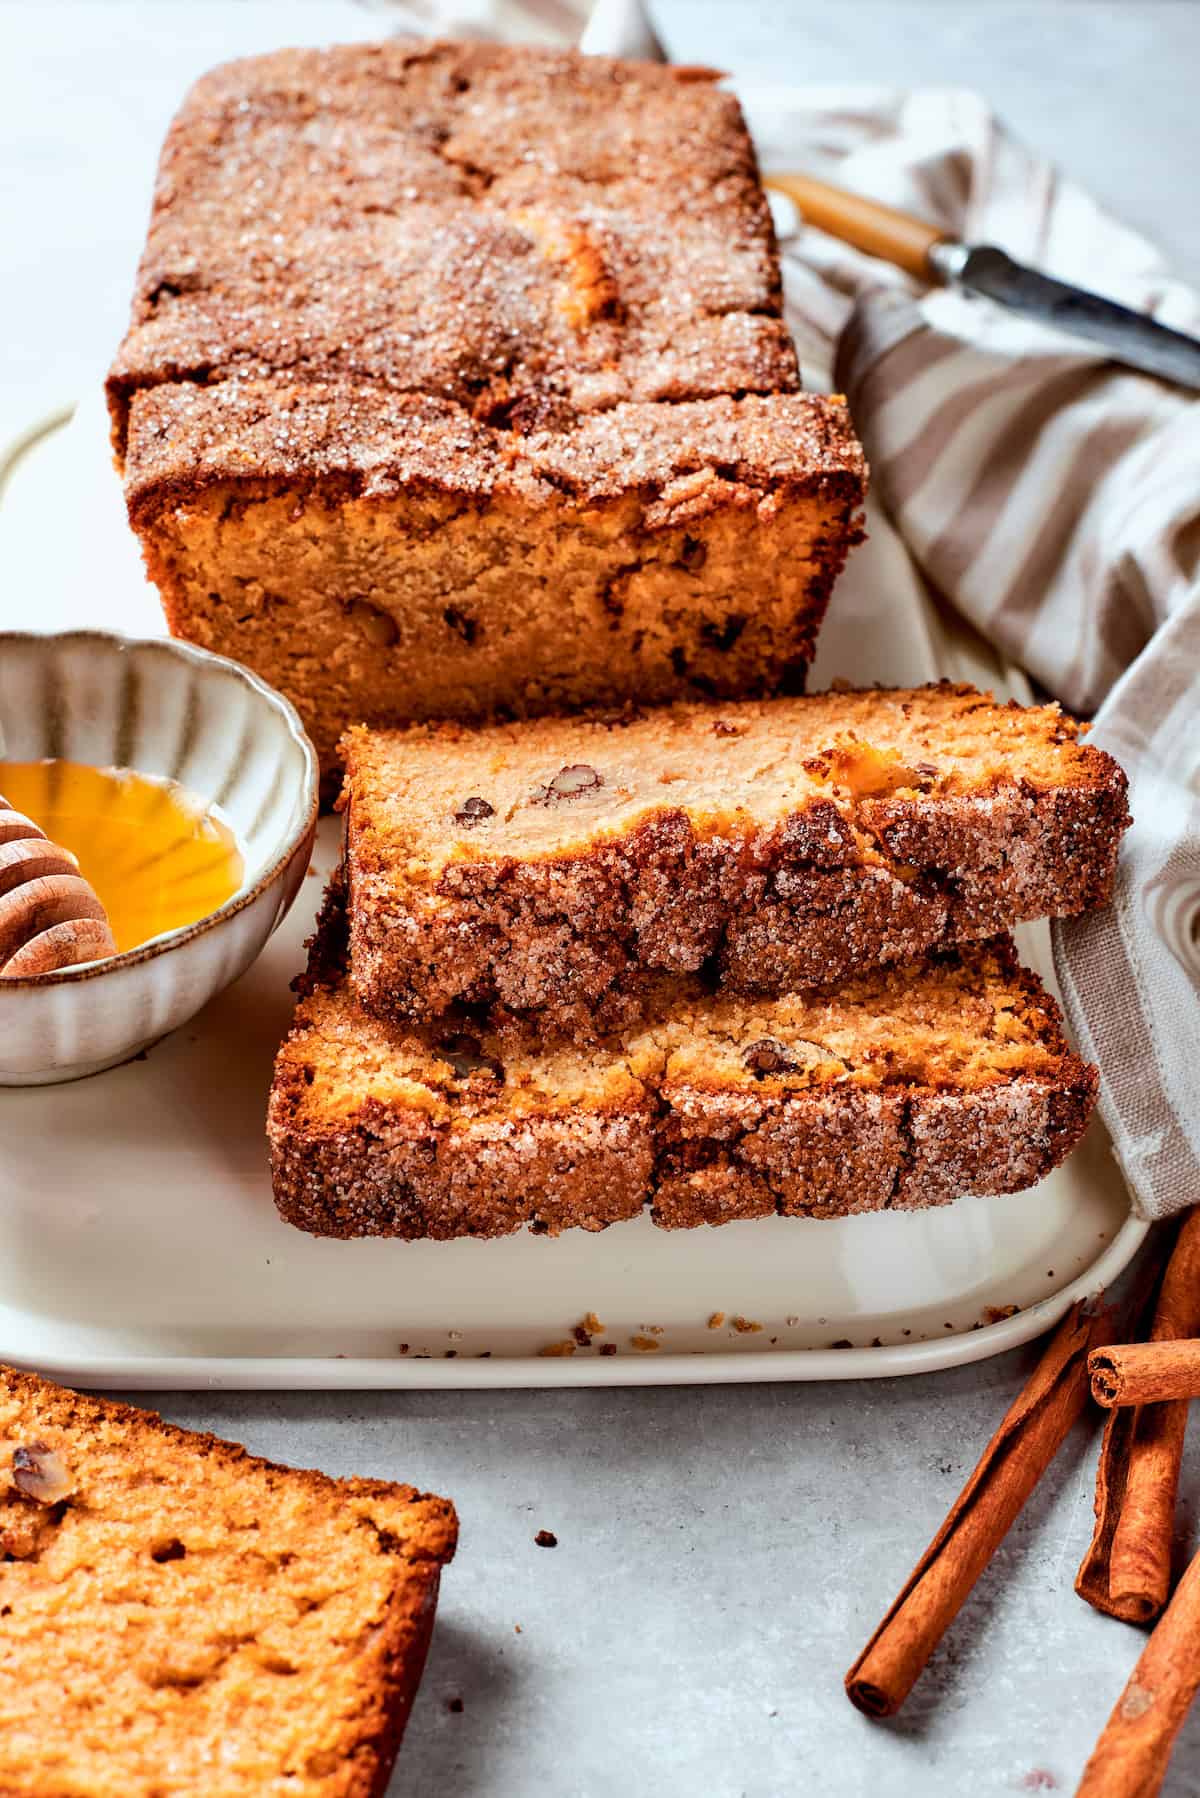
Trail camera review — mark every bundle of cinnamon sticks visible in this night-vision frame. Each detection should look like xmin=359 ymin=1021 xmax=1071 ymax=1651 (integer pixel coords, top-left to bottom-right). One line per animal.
xmin=845 ymin=1210 xmax=1200 ymax=1797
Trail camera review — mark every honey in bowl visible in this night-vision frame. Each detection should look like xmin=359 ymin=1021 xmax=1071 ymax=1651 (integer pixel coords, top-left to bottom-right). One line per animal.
xmin=0 ymin=760 xmax=244 ymax=955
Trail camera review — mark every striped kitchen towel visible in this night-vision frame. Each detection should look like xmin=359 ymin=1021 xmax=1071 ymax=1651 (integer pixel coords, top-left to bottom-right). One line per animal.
xmin=817 ymin=103 xmax=1200 ymax=1222
xmin=370 ymin=0 xmax=1200 ymax=1219
xmin=742 ymin=77 xmax=1200 ymax=1222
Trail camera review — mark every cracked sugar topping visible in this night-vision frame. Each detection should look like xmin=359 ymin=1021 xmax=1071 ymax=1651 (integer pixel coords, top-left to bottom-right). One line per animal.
xmin=110 ymin=42 xmax=795 ymax=439
xmin=109 ymin=41 xmax=868 ymax=518
xmin=120 ymin=380 xmax=864 ymax=526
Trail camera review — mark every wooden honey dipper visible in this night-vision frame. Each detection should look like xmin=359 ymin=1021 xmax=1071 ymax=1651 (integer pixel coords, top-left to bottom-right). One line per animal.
xmin=0 ymin=796 xmax=118 ymax=977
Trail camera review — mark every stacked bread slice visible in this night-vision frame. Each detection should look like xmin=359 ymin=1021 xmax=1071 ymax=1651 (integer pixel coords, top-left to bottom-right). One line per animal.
xmin=268 ymin=682 xmax=1129 ymax=1239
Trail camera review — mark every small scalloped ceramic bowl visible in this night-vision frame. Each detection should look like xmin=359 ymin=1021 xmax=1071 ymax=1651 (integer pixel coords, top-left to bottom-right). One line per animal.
xmin=0 ymin=631 xmax=318 ymax=1084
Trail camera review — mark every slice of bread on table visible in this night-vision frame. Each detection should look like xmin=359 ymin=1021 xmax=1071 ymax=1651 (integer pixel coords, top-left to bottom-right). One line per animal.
xmin=0 ymin=1365 xmax=456 ymax=1797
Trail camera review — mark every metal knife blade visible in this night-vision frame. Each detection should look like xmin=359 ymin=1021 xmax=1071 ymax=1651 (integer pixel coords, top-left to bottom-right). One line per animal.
xmin=929 ymin=242 xmax=1200 ymax=390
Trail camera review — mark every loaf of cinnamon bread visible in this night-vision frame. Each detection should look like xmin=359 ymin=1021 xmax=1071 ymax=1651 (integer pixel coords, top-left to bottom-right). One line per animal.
xmin=339 ymin=682 xmax=1129 ymax=1036
xmin=267 ymin=891 xmax=1097 ymax=1239
xmin=107 ymin=41 xmax=866 ymax=780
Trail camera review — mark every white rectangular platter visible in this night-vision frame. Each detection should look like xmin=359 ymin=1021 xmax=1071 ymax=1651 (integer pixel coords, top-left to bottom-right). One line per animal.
xmin=0 ymin=398 xmax=1143 ymax=1388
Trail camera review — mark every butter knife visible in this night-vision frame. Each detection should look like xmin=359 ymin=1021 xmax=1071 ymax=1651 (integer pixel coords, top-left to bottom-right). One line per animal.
xmin=766 ymin=173 xmax=1200 ymax=391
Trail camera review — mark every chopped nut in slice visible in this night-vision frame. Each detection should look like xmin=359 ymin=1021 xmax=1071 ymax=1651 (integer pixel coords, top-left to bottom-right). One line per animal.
xmin=454 ymin=796 xmax=495 ymax=828
xmin=11 ymin=1441 xmax=72 ymax=1505
xmin=348 ymin=601 xmax=398 ymax=647
xmin=531 ymin=764 xmax=603 ymax=804
xmin=435 ymin=1035 xmax=505 ymax=1083
xmin=743 ymin=1038 xmax=793 ymax=1077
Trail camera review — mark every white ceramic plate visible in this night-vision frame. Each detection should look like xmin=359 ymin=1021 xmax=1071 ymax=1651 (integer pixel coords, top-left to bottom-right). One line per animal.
xmin=0 ymin=398 xmax=1145 ymax=1388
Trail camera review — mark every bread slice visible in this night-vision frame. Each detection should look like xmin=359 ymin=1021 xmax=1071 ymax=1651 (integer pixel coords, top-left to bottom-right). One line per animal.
xmin=268 ymin=894 xmax=1097 ymax=1238
xmin=0 ymin=1366 xmax=456 ymax=1796
xmin=339 ymin=682 xmax=1129 ymax=1036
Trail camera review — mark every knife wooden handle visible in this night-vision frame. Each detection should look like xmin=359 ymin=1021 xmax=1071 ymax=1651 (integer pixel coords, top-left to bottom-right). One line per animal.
xmin=765 ymin=173 xmax=947 ymax=281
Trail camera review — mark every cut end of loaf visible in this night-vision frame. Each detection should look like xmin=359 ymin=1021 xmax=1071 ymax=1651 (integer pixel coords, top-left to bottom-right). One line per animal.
xmin=126 ymin=390 xmax=865 ymax=778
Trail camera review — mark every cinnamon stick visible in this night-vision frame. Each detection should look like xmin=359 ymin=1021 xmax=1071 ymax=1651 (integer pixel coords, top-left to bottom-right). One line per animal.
xmin=845 ymin=1300 xmax=1116 ymax=1719
xmin=1077 ymin=1212 xmax=1200 ymax=1626
xmin=1077 ymin=1537 xmax=1200 ymax=1797
xmin=1090 ymin=1340 xmax=1200 ymax=1408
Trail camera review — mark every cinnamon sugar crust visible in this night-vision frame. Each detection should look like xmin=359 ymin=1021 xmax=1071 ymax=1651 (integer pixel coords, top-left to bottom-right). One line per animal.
xmin=119 ymin=383 xmax=863 ymax=528
xmin=107 ymin=41 xmax=799 ymax=456
xmin=107 ymin=42 xmax=866 ymax=775
xmin=268 ymin=901 xmax=1098 ymax=1239
xmin=339 ymin=683 xmax=1131 ymax=1035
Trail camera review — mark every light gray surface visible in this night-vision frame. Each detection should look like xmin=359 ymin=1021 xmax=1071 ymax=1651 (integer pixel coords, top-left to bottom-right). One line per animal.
xmin=125 ymin=1367 xmax=1200 ymax=1796
xmin=4 ymin=3 xmax=1199 ymax=1793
